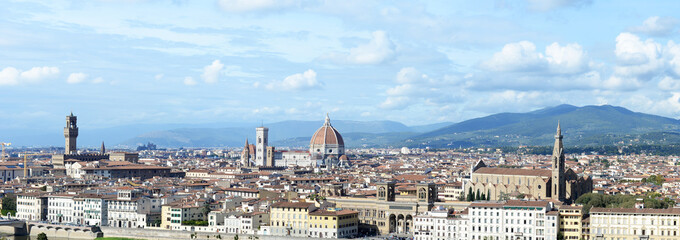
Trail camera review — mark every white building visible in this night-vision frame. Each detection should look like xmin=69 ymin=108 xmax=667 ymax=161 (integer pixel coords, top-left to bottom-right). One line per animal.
xmin=107 ymin=190 xmax=162 ymax=228
xmin=414 ymin=200 xmax=558 ymax=240
xmin=47 ymin=194 xmax=76 ymax=224
xmin=467 ymin=200 xmax=558 ymax=240
xmin=590 ymin=207 xmax=680 ymax=240
xmin=74 ymin=194 xmax=109 ymax=226
xmin=220 ymin=211 xmax=269 ymax=235
xmin=414 ymin=207 xmax=469 ymax=240
xmin=16 ymin=193 xmax=46 ymax=221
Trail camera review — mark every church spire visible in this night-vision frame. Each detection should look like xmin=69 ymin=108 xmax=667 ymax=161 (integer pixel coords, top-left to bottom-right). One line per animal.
xmin=101 ymin=141 xmax=105 ymax=154
xmin=551 ymin=121 xmax=566 ymax=201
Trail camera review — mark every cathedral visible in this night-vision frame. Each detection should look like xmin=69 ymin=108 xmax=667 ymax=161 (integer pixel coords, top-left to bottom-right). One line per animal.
xmin=241 ymin=114 xmax=349 ymax=168
xmin=465 ymin=123 xmax=592 ymax=203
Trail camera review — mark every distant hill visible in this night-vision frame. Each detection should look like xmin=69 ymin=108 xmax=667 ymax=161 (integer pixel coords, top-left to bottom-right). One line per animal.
xmin=13 ymin=104 xmax=680 ymax=149
xmin=121 ymin=120 xmax=445 ymax=148
xmin=408 ymin=104 xmax=680 ymax=148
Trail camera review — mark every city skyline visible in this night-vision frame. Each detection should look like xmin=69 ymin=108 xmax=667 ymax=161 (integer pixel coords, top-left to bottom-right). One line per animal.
xmin=2 ymin=0 xmax=680 ymax=131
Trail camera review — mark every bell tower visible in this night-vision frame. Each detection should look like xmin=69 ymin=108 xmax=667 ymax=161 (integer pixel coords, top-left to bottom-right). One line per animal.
xmin=255 ymin=126 xmax=268 ymax=166
xmin=551 ymin=122 xmax=566 ymax=201
xmin=64 ymin=113 xmax=78 ymax=154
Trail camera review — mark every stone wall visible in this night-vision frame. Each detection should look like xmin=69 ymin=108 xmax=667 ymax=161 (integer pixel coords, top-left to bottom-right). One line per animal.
xmin=101 ymin=227 xmax=333 ymax=240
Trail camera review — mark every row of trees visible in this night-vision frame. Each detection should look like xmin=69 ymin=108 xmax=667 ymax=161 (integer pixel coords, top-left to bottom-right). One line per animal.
xmin=575 ymin=192 xmax=675 ymax=215
xmin=643 ymin=175 xmax=665 ymax=185
xmin=466 ymin=187 xmax=491 ymax=201
xmin=501 ymin=144 xmax=680 ymax=157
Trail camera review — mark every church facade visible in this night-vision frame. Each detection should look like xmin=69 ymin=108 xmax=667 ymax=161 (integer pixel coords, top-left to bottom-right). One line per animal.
xmin=465 ymin=124 xmax=592 ymax=203
xmin=241 ymin=114 xmax=349 ymax=168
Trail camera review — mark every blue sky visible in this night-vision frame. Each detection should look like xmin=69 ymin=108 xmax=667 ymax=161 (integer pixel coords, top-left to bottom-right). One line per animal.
xmin=1 ymin=0 xmax=680 ymax=131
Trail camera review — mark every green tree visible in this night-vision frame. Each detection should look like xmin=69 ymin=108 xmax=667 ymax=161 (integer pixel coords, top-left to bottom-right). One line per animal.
xmin=201 ymin=202 xmax=212 ymax=217
xmin=37 ymin=233 xmax=48 ymax=240
xmin=1 ymin=195 xmax=16 ymax=216
xmin=234 ymin=235 xmax=239 ymax=240
xmin=467 ymin=187 xmax=474 ymax=201
xmin=475 ymin=189 xmax=481 ymax=201
xmin=480 ymin=193 xmax=486 ymax=201
xmin=487 ymin=190 xmax=491 ymax=201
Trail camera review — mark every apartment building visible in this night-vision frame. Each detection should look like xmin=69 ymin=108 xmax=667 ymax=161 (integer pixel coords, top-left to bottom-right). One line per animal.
xmin=559 ymin=205 xmax=584 ymax=240
xmin=308 ymin=208 xmax=359 ymax=238
xmin=414 ymin=200 xmax=559 ymax=240
xmin=590 ymin=207 xmax=680 ymax=240
xmin=414 ymin=208 xmax=469 ymax=240
xmin=47 ymin=194 xmax=76 ymax=223
xmin=16 ymin=192 xmax=47 ymax=221
xmin=269 ymin=201 xmax=317 ymax=237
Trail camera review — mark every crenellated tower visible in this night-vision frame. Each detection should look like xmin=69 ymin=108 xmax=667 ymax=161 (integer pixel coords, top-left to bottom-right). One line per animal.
xmin=64 ymin=113 xmax=78 ymax=154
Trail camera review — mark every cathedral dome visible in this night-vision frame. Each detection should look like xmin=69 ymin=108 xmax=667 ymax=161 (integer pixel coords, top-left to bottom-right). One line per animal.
xmin=310 ymin=115 xmax=344 ymax=146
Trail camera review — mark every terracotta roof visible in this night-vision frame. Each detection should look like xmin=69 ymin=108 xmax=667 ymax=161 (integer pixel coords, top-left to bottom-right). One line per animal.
xmin=474 ymin=167 xmax=551 ymax=177
xmin=309 ymin=209 xmax=358 ymax=216
xmin=590 ymin=207 xmax=680 ymax=215
xmin=271 ymin=201 xmax=314 ymax=209
xmin=310 ymin=117 xmax=344 ymax=146
xmin=83 ymin=165 xmax=170 ymax=170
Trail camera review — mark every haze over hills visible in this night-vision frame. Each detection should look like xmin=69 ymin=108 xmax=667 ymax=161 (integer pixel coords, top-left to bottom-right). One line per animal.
xmin=121 ymin=120 xmax=450 ymax=148
xmin=408 ymin=104 xmax=680 ymax=148
xmin=7 ymin=104 xmax=680 ymax=149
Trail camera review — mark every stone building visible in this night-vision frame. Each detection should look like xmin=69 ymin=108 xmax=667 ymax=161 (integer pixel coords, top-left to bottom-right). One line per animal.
xmin=466 ymin=123 xmax=592 ymax=203
xmin=52 ymin=113 xmax=138 ymax=168
xmin=328 ymin=182 xmax=437 ymax=235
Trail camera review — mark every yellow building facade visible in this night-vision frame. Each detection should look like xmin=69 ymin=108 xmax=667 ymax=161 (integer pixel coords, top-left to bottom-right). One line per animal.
xmin=559 ymin=205 xmax=584 ymax=240
xmin=309 ymin=208 xmax=359 ymax=238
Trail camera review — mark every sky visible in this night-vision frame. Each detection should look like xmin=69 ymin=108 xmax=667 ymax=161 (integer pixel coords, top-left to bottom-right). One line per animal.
xmin=1 ymin=0 xmax=680 ymax=131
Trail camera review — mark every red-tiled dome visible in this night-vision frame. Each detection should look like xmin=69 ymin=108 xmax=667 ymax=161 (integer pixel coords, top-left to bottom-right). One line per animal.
xmin=310 ymin=115 xmax=344 ymax=146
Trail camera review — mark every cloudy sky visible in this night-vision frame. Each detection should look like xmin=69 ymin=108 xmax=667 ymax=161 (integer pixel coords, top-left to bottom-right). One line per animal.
xmin=1 ymin=0 xmax=680 ymax=131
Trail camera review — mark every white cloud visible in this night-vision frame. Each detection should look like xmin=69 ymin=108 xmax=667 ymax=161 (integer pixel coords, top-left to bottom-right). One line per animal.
xmin=0 ymin=67 xmax=20 ymax=86
xmin=92 ymin=77 xmax=105 ymax=84
xmin=380 ymin=96 xmax=411 ymax=109
xmin=483 ymin=41 xmax=589 ymax=74
xmin=396 ymin=67 xmax=424 ymax=84
xmin=526 ymin=0 xmax=593 ymax=11
xmin=667 ymin=41 xmax=680 ymax=77
xmin=20 ymin=66 xmax=60 ymax=83
xmin=482 ymin=41 xmax=545 ymax=72
xmin=658 ymin=76 xmax=680 ymax=91
xmin=218 ymin=0 xmax=298 ymax=12
xmin=201 ymin=60 xmax=224 ymax=84
xmin=67 ymin=73 xmax=88 ymax=84
xmin=601 ymin=76 xmax=642 ymax=91
xmin=379 ymin=67 xmax=460 ymax=110
xmin=322 ymin=31 xmax=395 ymax=65
xmin=154 ymin=74 xmax=164 ymax=80
xmin=545 ymin=42 xmax=588 ymax=74
xmin=612 ymin=33 xmax=663 ymax=81
xmin=629 ymin=16 xmax=679 ymax=37
xmin=264 ymin=69 xmax=321 ymax=91
xmin=0 ymin=66 xmax=60 ymax=86
xmin=183 ymin=76 xmax=197 ymax=86
xmin=252 ymin=106 xmax=281 ymax=114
